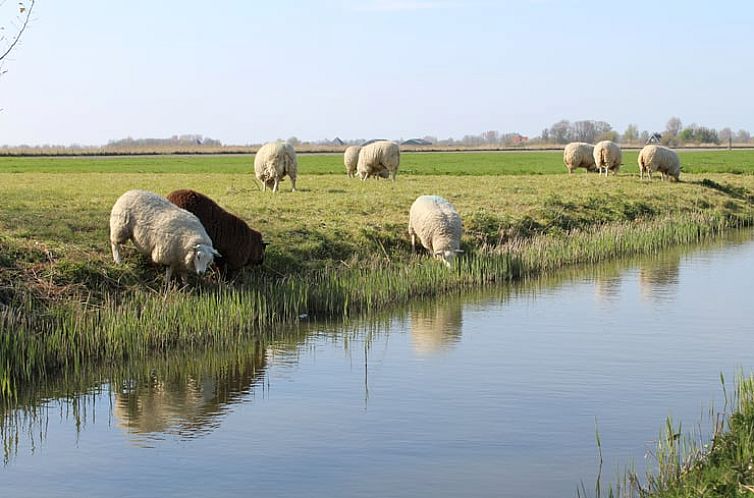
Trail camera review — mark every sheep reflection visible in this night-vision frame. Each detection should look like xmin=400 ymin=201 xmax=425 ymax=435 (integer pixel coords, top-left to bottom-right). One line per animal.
xmin=113 ymin=344 xmax=266 ymax=438
xmin=638 ymin=251 xmax=681 ymax=302
xmin=410 ymin=299 xmax=463 ymax=355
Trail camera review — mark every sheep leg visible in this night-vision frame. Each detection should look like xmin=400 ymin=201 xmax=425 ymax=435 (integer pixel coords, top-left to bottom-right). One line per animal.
xmin=111 ymin=242 xmax=123 ymax=264
xmin=411 ymin=232 xmax=417 ymax=252
xmin=273 ymin=177 xmax=280 ymax=193
xmin=290 ymin=176 xmax=297 ymax=192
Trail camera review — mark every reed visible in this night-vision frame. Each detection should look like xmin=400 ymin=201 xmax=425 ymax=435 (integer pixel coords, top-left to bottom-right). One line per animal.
xmin=580 ymin=373 xmax=754 ymax=498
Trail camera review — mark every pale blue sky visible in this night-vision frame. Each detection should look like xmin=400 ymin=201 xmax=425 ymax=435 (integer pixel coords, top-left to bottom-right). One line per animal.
xmin=0 ymin=0 xmax=752 ymax=145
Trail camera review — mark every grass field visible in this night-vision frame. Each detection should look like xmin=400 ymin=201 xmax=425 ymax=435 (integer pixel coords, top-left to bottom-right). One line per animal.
xmin=2 ymin=150 xmax=754 ymax=393
xmin=3 ymin=149 xmax=754 ymax=175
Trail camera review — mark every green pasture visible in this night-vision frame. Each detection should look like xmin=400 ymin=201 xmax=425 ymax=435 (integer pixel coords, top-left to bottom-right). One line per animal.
xmin=1 ymin=149 xmax=754 ymax=175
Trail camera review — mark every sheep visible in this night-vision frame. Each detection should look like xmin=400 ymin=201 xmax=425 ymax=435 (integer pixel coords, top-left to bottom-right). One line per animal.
xmin=408 ymin=195 xmax=463 ymax=267
xmin=109 ymin=189 xmax=219 ymax=282
xmin=254 ymin=142 xmax=298 ymax=192
xmin=563 ymin=142 xmax=597 ymax=173
xmin=166 ymin=189 xmax=266 ymax=273
xmin=638 ymin=145 xmax=681 ymax=181
xmin=593 ymin=140 xmax=623 ymax=176
xmin=357 ymin=141 xmax=400 ymax=181
xmin=344 ymin=145 xmax=361 ymax=178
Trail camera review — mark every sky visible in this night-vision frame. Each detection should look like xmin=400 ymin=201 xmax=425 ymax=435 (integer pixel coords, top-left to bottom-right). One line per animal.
xmin=0 ymin=0 xmax=752 ymax=145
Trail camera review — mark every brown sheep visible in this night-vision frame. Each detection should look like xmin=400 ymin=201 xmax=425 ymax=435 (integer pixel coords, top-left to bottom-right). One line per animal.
xmin=166 ymin=189 xmax=266 ymax=272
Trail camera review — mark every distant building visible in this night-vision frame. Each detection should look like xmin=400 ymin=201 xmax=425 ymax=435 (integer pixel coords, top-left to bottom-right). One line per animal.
xmin=647 ymin=132 xmax=662 ymax=144
xmin=331 ymin=137 xmax=345 ymax=146
xmin=401 ymin=138 xmax=433 ymax=146
xmin=361 ymin=138 xmax=388 ymax=146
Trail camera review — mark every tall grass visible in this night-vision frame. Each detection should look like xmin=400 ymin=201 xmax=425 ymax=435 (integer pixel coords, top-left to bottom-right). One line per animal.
xmin=580 ymin=373 xmax=754 ymax=498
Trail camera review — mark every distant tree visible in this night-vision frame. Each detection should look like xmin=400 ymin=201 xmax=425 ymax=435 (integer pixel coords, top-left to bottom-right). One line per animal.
xmin=736 ymin=129 xmax=751 ymax=143
xmin=678 ymin=125 xmax=695 ymax=143
xmin=481 ymin=130 xmax=499 ymax=144
xmin=718 ymin=127 xmax=733 ymax=143
xmin=549 ymin=120 xmax=571 ymax=144
xmin=461 ymin=134 xmax=483 ymax=146
xmin=568 ymin=120 xmax=613 ymax=143
xmin=597 ymin=130 xmax=619 ymax=142
xmin=570 ymin=120 xmax=596 ymax=142
xmin=540 ymin=128 xmax=550 ymax=143
xmin=0 ymin=0 xmax=35 ymax=72
xmin=622 ymin=124 xmax=639 ymax=144
xmin=695 ymin=126 xmax=720 ymax=144
xmin=287 ymin=136 xmax=300 ymax=146
xmin=421 ymin=135 xmax=437 ymax=144
xmin=678 ymin=124 xmax=719 ymax=145
xmin=640 ymin=130 xmax=650 ymax=144
xmin=665 ymin=117 xmax=683 ymax=137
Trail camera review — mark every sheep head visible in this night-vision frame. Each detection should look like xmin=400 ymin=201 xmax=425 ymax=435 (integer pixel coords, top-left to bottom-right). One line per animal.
xmin=433 ymin=249 xmax=464 ymax=268
xmin=193 ymin=244 xmax=220 ymax=274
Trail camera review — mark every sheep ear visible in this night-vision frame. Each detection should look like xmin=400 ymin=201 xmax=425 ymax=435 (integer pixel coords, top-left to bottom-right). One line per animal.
xmin=211 ymin=247 xmax=221 ymax=257
xmin=262 ymin=242 xmax=270 ymax=248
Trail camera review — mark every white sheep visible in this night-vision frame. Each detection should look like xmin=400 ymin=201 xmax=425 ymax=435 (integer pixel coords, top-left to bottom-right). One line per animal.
xmin=357 ymin=141 xmax=400 ymax=181
xmin=109 ymin=190 xmax=220 ymax=281
xmin=254 ymin=142 xmax=298 ymax=192
xmin=563 ymin=142 xmax=597 ymax=174
xmin=408 ymin=195 xmax=463 ymax=267
xmin=344 ymin=145 xmax=361 ymax=178
xmin=638 ymin=145 xmax=681 ymax=181
xmin=593 ymin=140 xmax=623 ymax=176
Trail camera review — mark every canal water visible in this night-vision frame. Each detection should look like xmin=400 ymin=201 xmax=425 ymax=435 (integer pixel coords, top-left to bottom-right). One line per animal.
xmin=3 ymin=234 xmax=754 ymax=497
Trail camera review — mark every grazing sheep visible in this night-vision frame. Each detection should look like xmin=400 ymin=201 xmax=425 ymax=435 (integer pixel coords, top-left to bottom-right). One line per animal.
xmin=254 ymin=142 xmax=297 ymax=192
xmin=109 ymin=190 xmax=219 ymax=281
xmin=357 ymin=141 xmax=400 ymax=181
xmin=638 ymin=145 xmax=681 ymax=181
xmin=166 ymin=189 xmax=266 ymax=272
xmin=408 ymin=195 xmax=463 ymax=267
xmin=563 ymin=142 xmax=597 ymax=174
xmin=344 ymin=145 xmax=361 ymax=178
xmin=593 ymin=140 xmax=623 ymax=176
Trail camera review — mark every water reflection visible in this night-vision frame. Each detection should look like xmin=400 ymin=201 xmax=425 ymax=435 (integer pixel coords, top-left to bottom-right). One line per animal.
xmin=409 ymin=299 xmax=463 ymax=355
xmin=113 ymin=344 xmax=267 ymax=440
xmin=1 ymin=341 xmax=268 ymax=460
xmin=593 ymin=265 xmax=623 ymax=303
xmin=638 ymin=250 xmax=682 ymax=302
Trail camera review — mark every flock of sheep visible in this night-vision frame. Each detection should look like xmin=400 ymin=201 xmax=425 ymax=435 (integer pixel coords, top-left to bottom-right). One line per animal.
xmin=108 ymin=140 xmax=682 ymax=282
xmin=564 ymin=141 xmax=682 ymax=181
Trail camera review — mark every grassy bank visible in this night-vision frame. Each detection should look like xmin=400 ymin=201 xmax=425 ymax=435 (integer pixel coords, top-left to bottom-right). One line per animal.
xmin=2 ymin=152 xmax=754 ymax=395
xmin=585 ymin=374 xmax=754 ymax=498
